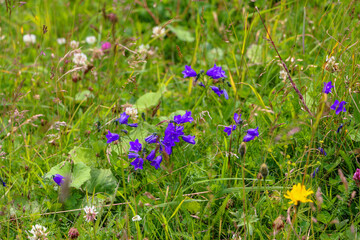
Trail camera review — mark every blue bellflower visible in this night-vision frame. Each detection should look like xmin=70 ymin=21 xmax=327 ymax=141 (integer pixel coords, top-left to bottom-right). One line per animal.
xmin=199 ymin=82 xmax=205 ymax=88
xmin=53 ymin=174 xmax=65 ymax=186
xmin=131 ymin=157 xmax=144 ymax=170
xmin=224 ymin=125 xmax=236 ymax=136
xmin=182 ymin=65 xmax=197 ymax=78
xmin=234 ymin=113 xmax=242 ymax=125
xmin=182 ymin=135 xmax=196 ymax=144
xmin=210 ymin=86 xmax=229 ymax=100
xmin=1 ymin=177 xmax=6 ymax=187
xmin=206 ymin=64 xmax=226 ymax=79
xmin=174 ymin=111 xmax=193 ymax=124
xmin=117 ymin=112 xmax=129 ymax=125
xmin=146 ymin=150 xmax=156 ymax=161
xmin=330 ymin=100 xmax=347 ymax=115
xmin=243 ymin=127 xmax=259 ymax=142
xmin=106 ymin=131 xmax=119 ymax=144
xmin=312 ymin=167 xmax=320 ymax=178
xmin=318 ymin=147 xmax=327 ymax=156
xmin=323 ymin=81 xmax=334 ymax=94
xmin=129 ymin=139 xmax=143 ymax=170
xmin=150 ymin=155 xmax=163 ymax=169
xmin=145 ymin=134 xmax=158 ymax=144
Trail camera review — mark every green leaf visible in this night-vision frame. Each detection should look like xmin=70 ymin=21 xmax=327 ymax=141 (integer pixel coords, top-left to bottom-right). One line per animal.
xmin=69 ymin=147 xmax=97 ymax=167
xmin=45 ymin=161 xmax=71 ymax=179
xmin=168 ymin=25 xmax=195 ymax=42
xmin=135 ymin=92 xmax=161 ymax=110
xmin=86 ymin=168 xmax=117 ymax=194
xmin=75 ymin=90 xmax=94 ymax=102
xmin=70 ymin=162 xmax=91 ymax=189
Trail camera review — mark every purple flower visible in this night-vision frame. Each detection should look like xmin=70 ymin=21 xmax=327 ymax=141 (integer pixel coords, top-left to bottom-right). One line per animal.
xmin=146 ymin=150 xmax=156 ymax=161
xmin=223 ymin=89 xmax=229 ymax=100
xmin=117 ymin=112 xmax=129 ymax=125
xmin=199 ymin=82 xmax=205 ymax=88
xmin=128 ymin=152 xmax=140 ymax=159
xmin=353 ymin=168 xmax=360 ymax=182
xmin=174 ymin=111 xmax=193 ymax=124
xmin=224 ymin=125 xmax=237 ymax=136
xmin=234 ymin=113 xmax=242 ymax=125
xmin=243 ymin=127 xmax=259 ymax=142
xmin=182 ymin=65 xmax=197 ymax=78
xmin=127 ymin=123 xmax=138 ymax=127
xmin=101 ymin=42 xmax=111 ymax=51
xmin=160 ymin=140 xmax=173 ymax=155
xmin=0 ymin=178 xmax=5 ymax=187
xmin=206 ymin=64 xmax=226 ymax=79
xmin=182 ymin=135 xmax=196 ymax=144
xmin=106 ymin=131 xmax=119 ymax=144
xmin=131 ymin=158 xmax=144 ymax=170
xmin=150 ymin=155 xmax=162 ymax=169
xmin=164 ymin=123 xmax=184 ymax=146
xmin=211 ymin=86 xmax=223 ymax=97
xmin=336 ymin=124 xmax=343 ymax=133
xmin=330 ymin=100 xmax=347 ymax=115
xmin=145 ymin=134 xmax=158 ymax=144
xmin=323 ymin=81 xmax=334 ymax=94
xmin=318 ymin=147 xmax=327 ymax=156
xmin=129 ymin=139 xmax=142 ymax=152
xmin=312 ymin=167 xmax=320 ymax=178
xmin=53 ymin=174 xmax=65 ymax=186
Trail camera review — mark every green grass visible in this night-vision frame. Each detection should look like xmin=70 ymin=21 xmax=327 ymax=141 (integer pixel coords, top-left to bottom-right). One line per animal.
xmin=1 ymin=0 xmax=360 ymax=239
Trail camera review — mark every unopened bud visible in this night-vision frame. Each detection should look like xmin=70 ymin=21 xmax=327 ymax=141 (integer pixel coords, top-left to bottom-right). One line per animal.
xmin=260 ymin=163 xmax=269 ymax=179
xmin=238 ymin=142 xmax=246 ymax=157
xmin=68 ymin=227 xmax=79 ymax=239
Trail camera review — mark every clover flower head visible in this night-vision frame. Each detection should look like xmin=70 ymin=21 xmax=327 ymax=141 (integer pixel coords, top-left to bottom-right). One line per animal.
xmin=330 ymin=100 xmax=346 ymax=115
xmin=83 ymin=206 xmax=98 ymax=222
xmin=57 ymin=38 xmax=66 ymax=45
xmin=152 ymin=26 xmax=166 ymax=38
xmin=23 ymin=34 xmax=36 ymax=44
xmin=353 ymin=169 xmax=360 ymax=183
xmin=182 ymin=65 xmax=197 ymax=78
xmin=224 ymin=125 xmax=236 ymax=136
xmin=206 ymin=64 xmax=226 ymax=79
xmin=85 ymin=36 xmax=96 ymax=45
xmin=279 ymin=69 xmax=287 ymax=81
xmin=323 ymin=81 xmax=334 ymax=94
xmin=72 ymin=52 xmax=87 ymax=66
xmin=53 ymin=174 xmax=65 ymax=186
xmin=243 ymin=127 xmax=259 ymax=142
xmin=125 ymin=107 xmax=138 ymax=120
xmin=101 ymin=42 xmax=111 ymax=51
xmin=284 ymin=183 xmax=313 ymax=205
xmin=132 ymin=215 xmax=142 ymax=222
xmin=70 ymin=40 xmax=79 ymax=49
xmin=106 ymin=131 xmax=119 ymax=144
xmin=27 ymin=224 xmax=49 ymax=240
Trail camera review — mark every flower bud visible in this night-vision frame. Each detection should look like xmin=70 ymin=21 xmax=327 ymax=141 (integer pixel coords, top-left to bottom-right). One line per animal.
xmin=238 ymin=142 xmax=246 ymax=157
xmin=68 ymin=227 xmax=79 ymax=239
xmin=260 ymin=163 xmax=269 ymax=179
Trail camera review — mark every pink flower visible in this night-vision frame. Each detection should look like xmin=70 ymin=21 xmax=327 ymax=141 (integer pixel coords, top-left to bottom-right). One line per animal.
xmin=353 ymin=168 xmax=360 ymax=184
xmin=101 ymin=42 xmax=111 ymax=51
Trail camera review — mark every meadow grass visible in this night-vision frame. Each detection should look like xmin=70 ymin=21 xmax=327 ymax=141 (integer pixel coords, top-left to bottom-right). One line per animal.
xmin=1 ymin=0 xmax=360 ymax=239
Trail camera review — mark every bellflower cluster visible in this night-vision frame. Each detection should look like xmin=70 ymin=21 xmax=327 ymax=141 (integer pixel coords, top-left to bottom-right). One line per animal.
xmin=243 ymin=127 xmax=259 ymax=142
xmin=206 ymin=64 xmax=227 ymax=79
xmin=223 ymin=113 xmax=242 ymax=136
xmin=128 ymin=111 xmax=195 ymax=170
xmin=323 ymin=81 xmax=334 ymax=94
xmin=330 ymin=100 xmax=346 ymax=115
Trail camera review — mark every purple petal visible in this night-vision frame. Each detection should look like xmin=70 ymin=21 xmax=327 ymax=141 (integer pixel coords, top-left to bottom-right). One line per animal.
xmin=182 ymin=135 xmax=196 ymax=144
xmin=330 ymin=100 xmax=339 ymax=110
xmin=150 ymin=155 xmax=162 ymax=169
xmin=131 ymin=158 xmax=144 ymax=170
xmin=146 ymin=150 xmax=156 ymax=161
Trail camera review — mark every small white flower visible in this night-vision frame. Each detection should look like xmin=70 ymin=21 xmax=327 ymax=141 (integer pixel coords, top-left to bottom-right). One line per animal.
xmin=23 ymin=34 xmax=36 ymax=44
xmin=138 ymin=44 xmax=149 ymax=54
xmin=85 ymin=36 xmax=96 ymax=45
xmin=132 ymin=215 xmax=142 ymax=222
xmin=151 ymin=26 xmax=166 ymax=38
xmin=279 ymin=69 xmax=287 ymax=81
xmin=83 ymin=205 xmax=98 ymax=222
xmin=27 ymin=224 xmax=49 ymax=240
xmin=125 ymin=107 xmax=138 ymax=120
xmin=57 ymin=38 xmax=66 ymax=45
xmin=70 ymin=40 xmax=79 ymax=49
xmin=73 ymin=52 xmax=87 ymax=65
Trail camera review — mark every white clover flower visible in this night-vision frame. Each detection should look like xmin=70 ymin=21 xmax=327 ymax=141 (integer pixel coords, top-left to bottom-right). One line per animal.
xmin=132 ymin=215 xmax=142 ymax=222
xmin=23 ymin=34 xmax=36 ymax=44
xmin=85 ymin=36 xmax=96 ymax=45
xmin=83 ymin=206 xmax=98 ymax=222
xmin=27 ymin=224 xmax=49 ymax=240
xmin=125 ymin=107 xmax=138 ymax=120
xmin=70 ymin=40 xmax=79 ymax=49
xmin=151 ymin=26 xmax=166 ymax=38
xmin=325 ymin=55 xmax=339 ymax=72
xmin=57 ymin=38 xmax=66 ymax=45
xmin=279 ymin=69 xmax=287 ymax=81
xmin=72 ymin=52 xmax=87 ymax=65
xmin=138 ymin=44 xmax=150 ymax=54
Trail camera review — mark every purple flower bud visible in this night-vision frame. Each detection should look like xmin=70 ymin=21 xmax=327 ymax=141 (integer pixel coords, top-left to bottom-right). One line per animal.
xmin=101 ymin=42 xmax=111 ymax=51
xmin=182 ymin=135 xmax=196 ymax=144
xmin=182 ymin=65 xmax=197 ymax=78
xmin=318 ymin=147 xmax=327 ymax=156
xmin=353 ymin=168 xmax=360 ymax=182
xmin=53 ymin=174 xmax=65 ymax=186
xmin=145 ymin=134 xmax=158 ymax=144
xmin=146 ymin=150 xmax=156 ymax=161
xmin=150 ymin=155 xmax=162 ymax=169
xmin=106 ymin=131 xmax=119 ymax=144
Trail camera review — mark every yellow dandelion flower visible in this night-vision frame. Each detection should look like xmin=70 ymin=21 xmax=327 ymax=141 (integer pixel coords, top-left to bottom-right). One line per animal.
xmin=284 ymin=183 xmax=313 ymax=205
